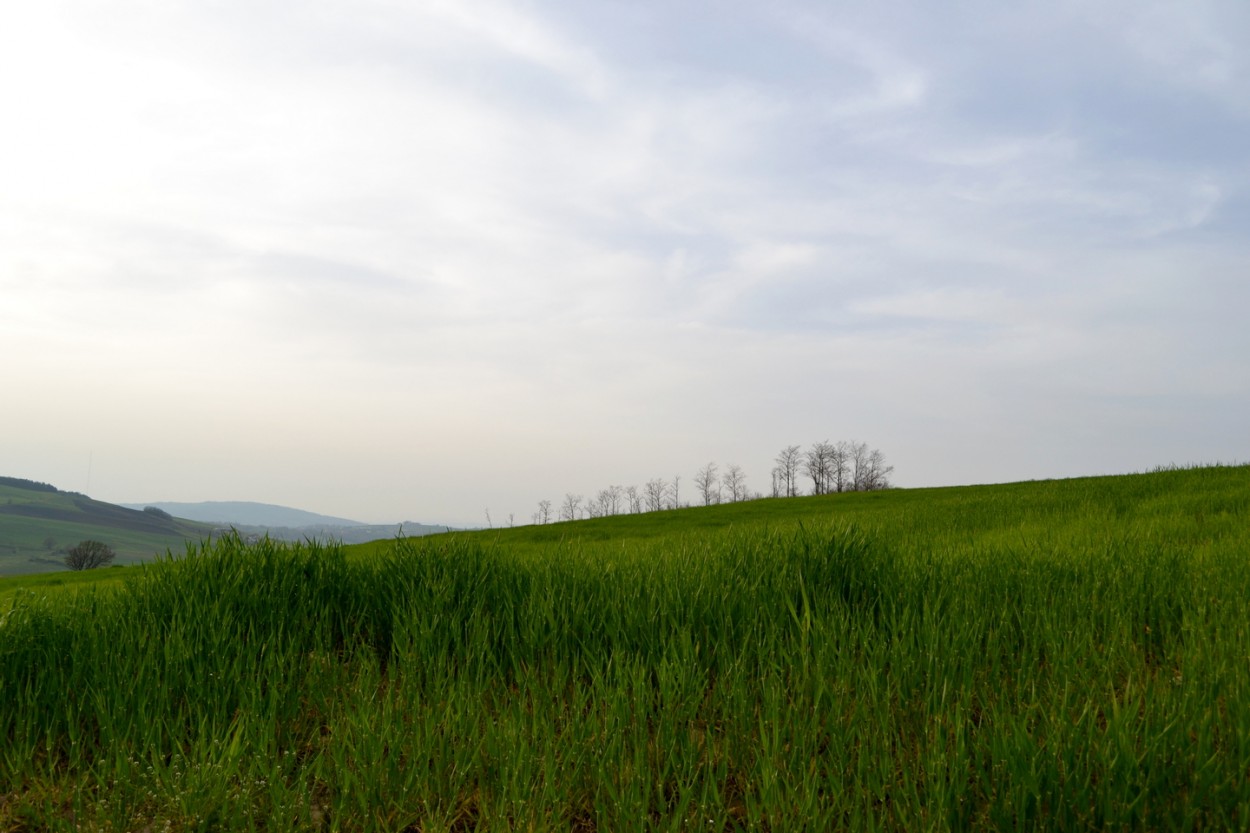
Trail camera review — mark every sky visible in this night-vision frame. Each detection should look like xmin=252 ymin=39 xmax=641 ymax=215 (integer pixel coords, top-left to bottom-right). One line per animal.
xmin=2 ymin=0 xmax=1247 ymax=526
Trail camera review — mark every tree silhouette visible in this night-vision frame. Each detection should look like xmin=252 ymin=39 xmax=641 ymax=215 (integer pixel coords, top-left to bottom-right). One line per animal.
xmin=722 ymin=464 xmax=748 ymax=502
xmin=775 ymin=445 xmax=802 ymax=497
xmin=65 ymin=540 xmax=115 ymax=570
xmin=695 ymin=462 xmax=720 ymax=506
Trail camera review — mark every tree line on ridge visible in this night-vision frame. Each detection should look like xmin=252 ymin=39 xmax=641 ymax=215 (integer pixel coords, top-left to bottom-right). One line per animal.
xmin=527 ymin=440 xmax=893 ymax=525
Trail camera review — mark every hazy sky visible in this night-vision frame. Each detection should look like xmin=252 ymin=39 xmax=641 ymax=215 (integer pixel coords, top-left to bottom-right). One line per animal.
xmin=3 ymin=1 xmax=1247 ymax=526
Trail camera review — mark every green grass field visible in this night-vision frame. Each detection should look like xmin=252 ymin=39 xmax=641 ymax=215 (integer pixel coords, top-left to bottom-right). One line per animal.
xmin=1 ymin=465 xmax=1247 ymax=831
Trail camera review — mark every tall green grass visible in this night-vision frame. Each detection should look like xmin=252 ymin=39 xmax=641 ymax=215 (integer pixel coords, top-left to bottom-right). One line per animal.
xmin=1 ymin=465 xmax=1248 ymax=830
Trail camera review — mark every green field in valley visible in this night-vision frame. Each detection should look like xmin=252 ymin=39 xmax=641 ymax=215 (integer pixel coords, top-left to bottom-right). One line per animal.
xmin=1 ymin=465 xmax=1248 ymax=831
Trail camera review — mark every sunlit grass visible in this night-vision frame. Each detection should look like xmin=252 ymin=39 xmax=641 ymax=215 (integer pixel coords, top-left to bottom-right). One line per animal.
xmin=1 ymin=465 xmax=1248 ymax=830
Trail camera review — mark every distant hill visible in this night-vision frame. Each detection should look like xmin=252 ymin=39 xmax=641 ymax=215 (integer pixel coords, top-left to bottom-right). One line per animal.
xmin=120 ymin=501 xmax=455 ymax=545
xmin=0 ymin=478 xmax=218 ymax=575
xmin=121 ymin=501 xmax=367 ymax=528
xmin=227 ymin=521 xmax=455 ymax=545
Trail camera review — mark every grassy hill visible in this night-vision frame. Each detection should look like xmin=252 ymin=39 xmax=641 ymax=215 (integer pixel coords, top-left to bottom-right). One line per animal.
xmin=3 ymin=464 xmax=1249 ymax=830
xmin=0 ymin=477 xmax=218 ymax=575
xmin=350 ymin=461 xmax=1248 ymax=558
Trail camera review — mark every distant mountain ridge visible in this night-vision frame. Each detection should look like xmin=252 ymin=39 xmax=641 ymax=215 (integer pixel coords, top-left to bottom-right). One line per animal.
xmin=121 ymin=500 xmax=455 ymax=546
xmin=121 ymin=501 xmax=366 ymax=528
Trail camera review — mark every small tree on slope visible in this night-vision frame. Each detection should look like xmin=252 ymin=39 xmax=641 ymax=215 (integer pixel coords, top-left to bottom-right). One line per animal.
xmin=65 ymin=540 xmax=115 ymax=570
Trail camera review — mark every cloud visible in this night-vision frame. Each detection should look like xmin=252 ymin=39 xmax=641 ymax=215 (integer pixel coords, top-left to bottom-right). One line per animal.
xmin=1 ymin=0 xmax=1247 ymax=522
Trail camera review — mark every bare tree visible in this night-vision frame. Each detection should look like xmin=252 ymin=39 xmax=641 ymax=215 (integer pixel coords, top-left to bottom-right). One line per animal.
xmin=644 ymin=478 xmax=668 ymax=512
xmin=624 ymin=485 xmax=643 ymax=514
xmin=831 ymin=441 xmax=851 ymax=493
xmin=722 ymin=464 xmax=748 ymax=503
xmin=560 ymin=493 xmax=582 ymax=522
xmin=532 ymin=499 xmax=553 ymax=525
xmin=804 ymin=442 xmax=833 ymax=495
xmin=671 ymin=475 xmax=681 ymax=509
xmin=595 ymin=485 xmax=623 ymax=517
xmin=695 ymin=462 xmax=721 ymax=506
xmin=770 ymin=466 xmax=782 ymax=498
xmin=850 ymin=441 xmax=871 ymax=491
xmin=865 ymin=447 xmax=894 ymax=491
xmin=842 ymin=441 xmax=892 ymax=491
xmin=775 ymin=445 xmax=802 ymax=497
xmin=65 ymin=539 xmax=115 ymax=570
xmin=803 ymin=443 xmax=822 ymax=495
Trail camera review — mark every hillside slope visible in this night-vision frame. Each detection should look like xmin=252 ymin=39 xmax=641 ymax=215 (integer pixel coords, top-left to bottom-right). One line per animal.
xmin=0 ymin=477 xmax=217 ymax=575
xmin=347 ymin=463 xmax=1250 ymax=559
